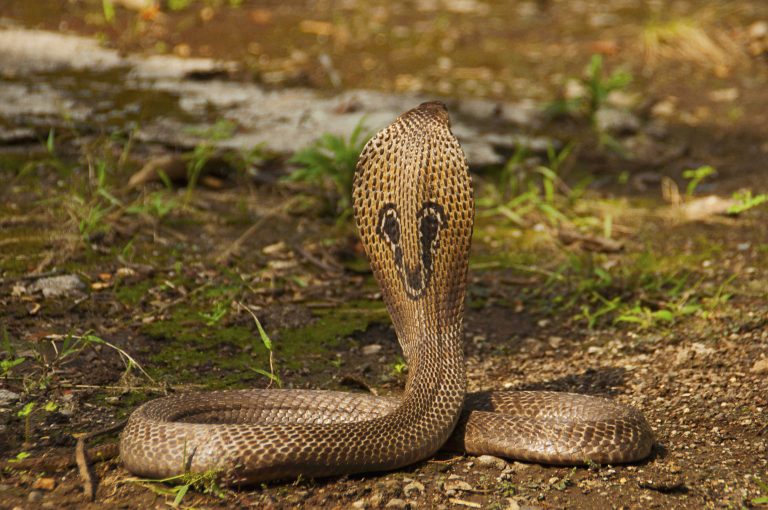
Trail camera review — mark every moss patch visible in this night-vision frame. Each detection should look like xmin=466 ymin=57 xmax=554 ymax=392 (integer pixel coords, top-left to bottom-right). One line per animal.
xmin=141 ymin=298 xmax=388 ymax=389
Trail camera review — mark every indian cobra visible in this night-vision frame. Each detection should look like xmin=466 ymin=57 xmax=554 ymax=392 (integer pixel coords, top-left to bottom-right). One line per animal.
xmin=120 ymin=102 xmax=653 ymax=484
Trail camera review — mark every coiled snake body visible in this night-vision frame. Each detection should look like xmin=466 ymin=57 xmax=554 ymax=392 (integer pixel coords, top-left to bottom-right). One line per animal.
xmin=120 ymin=102 xmax=653 ymax=484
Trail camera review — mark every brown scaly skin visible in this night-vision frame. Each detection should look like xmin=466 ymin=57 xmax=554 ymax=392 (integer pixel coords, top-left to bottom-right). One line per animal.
xmin=119 ymin=102 xmax=653 ymax=485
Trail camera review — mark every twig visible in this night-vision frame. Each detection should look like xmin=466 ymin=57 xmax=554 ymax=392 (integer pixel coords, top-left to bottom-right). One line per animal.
xmin=292 ymin=244 xmax=343 ymax=275
xmin=75 ymin=421 xmax=127 ymax=501
xmin=31 ymin=251 xmax=59 ymax=275
xmin=2 ymin=422 xmax=124 ymax=503
xmin=339 ymin=375 xmax=378 ymax=396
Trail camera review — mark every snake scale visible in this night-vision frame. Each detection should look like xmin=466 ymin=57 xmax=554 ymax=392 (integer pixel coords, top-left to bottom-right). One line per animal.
xmin=120 ymin=102 xmax=653 ymax=484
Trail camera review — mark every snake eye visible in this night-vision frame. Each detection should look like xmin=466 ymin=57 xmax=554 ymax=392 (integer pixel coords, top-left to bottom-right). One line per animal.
xmin=377 ymin=204 xmax=400 ymax=246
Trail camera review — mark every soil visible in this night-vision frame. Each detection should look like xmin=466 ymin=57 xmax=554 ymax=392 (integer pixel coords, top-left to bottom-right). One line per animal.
xmin=1 ymin=1 xmax=767 ymax=509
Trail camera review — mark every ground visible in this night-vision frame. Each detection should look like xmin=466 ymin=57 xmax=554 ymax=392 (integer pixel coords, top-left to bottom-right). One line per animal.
xmin=0 ymin=1 xmax=767 ymax=509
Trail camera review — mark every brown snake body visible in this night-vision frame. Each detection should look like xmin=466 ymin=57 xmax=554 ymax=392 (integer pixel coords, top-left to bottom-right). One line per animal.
xmin=120 ymin=102 xmax=653 ymax=484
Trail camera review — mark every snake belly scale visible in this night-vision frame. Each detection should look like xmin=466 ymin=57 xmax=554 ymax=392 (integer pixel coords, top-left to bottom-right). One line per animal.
xmin=120 ymin=102 xmax=653 ymax=484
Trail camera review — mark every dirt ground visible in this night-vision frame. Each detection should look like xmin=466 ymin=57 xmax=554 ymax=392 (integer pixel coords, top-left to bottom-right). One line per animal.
xmin=1 ymin=1 xmax=768 ymax=509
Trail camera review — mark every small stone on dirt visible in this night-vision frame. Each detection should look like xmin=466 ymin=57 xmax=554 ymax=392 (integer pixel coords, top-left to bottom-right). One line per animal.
xmin=31 ymin=478 xmax=55 ymax=491
xmin=27 ymin=274 xmax=85 ymax=298
xmin=547 ymin=336 xmax=562 ymax=349
xmin=385 ymin=498 xmax=408 ymax=509
xmin=594 ymin=107 xmax=640 ymax=135
xmin=27 ymin=491 xmax=43 ymax=503
xmin=369 ymin=492 xmax=384 ymax=506
xmin=750 ymin=358 xmax=768 ymax=374
xmin=476 ymin=455 xmax=507 ymax=469
xmin=362 ymin=344 xmax=383 ymax=355
xmin=403 ymin=480 xmax=425 ymax=496
xmin=0 ymin=389 xmax=20 ymax=406
xmin=679 ymin=195 xmax=736 ymax=220
xmin=638 ymin=477 xmax=686 ymax=493
xmin=444 ymin=480 xmax=473 ymax=492
xmin=749 ymin=21 xmax=768 ymax=39
xmin=674 ymin=342 xmax=716 ymax=366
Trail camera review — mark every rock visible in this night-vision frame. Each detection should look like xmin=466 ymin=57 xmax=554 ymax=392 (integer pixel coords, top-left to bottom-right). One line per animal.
xmin=476 ymin=455 xmax=507 ymax=469
xmin=547 ymin=337 xmax=563 ymax=349
xmin=457 ymin=98 xmax=500 ymax=119
xmin=709 ymin=88 xmax=739 ymax=102
xmin=564 ymin=79 xmax=587 ymax=101
xmin=385 ymin=498 xmax=407 ymax=509
xmin=511 ymin=461 xmax=531 ymax=471
xmin=651 ymin=98 xmax=677 ymax=118
xmin=444 ymin=480 xmax=473 ymax=492
xmin=0 ymin=127 xmax=36 ymax=145
xmin=369 ymin=492 xmax=384 ymax=507
xmin=679 ymin=196 xmax=737 ymax=221
xmin=31 ymin=478 xmax=55 ymax=491
xmin=750 ymin=358 xmax=768 ymax=374
xmin=638 ymin=476 xmax=686 ymax=493
xmin=0 ymin=27 xmax=550 ymax=170
xmin=0 ymin=389 xmax=20 ymax=407
xmin=403 ymin=480 xmax=425 ymax=496
xmin=362 ymin=344 xmax=383 ymax=356
xmin=27 ymin=274 xmax=85 ymax=298
xmin=27 ymin=491 xmax=43 ymax=503
xmin=594 ymin=107 xmax=640 ymax=135
xmin=673 ymin=342 xmax=715 ymax=366
xmin=352 ymin=499 xmax=367 ymax=509
xmin=500 ymin=99 xmax=542 ymax=128
xmin=749 ymin=21 xmax=768 ymax=39
xmin=456 ymin=99 xmax=542 ymax=129
xmin=606 ymin=90 xmax=640 ymax=109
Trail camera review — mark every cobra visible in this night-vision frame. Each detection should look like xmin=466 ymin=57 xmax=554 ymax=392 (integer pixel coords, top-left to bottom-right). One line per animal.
xmin=120 ymin=101 xmax=653 ymax=484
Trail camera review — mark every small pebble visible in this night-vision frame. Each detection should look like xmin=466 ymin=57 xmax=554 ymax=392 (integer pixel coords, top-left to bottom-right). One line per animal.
xmin=0 ymin=389 xmax=20 ymax=407
xmin=750 ymin=358 xmax=768 ymax=374
xmin=403 ymin=480 xmax=425 ymax=496
xmin=362 ymin=344 xmax=382 ymax=355
xmin=385 ymin=498 xmax=407 ymax=509
xmin=28 ymin=491 xmax=43 ymax=503
xmin=28 ymin=274 xmax=85 ymax=298
xmin=31 ymin=477 xmax=55 ymax=491
xmin=476 ymin=455 xmax=507 ymax=469
xmin=444 ymin=480 xmax=473 ymax=492
xmin=749 ymin=20 xmax=768 ymax=39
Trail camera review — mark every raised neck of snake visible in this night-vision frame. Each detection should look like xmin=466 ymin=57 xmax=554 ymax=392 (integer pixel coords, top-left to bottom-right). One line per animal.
xmin=352 ymin=100 xmax=474 ymax=401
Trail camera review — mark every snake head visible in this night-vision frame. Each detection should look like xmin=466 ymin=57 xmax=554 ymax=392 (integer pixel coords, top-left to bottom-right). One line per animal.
xmin=399 ymin=101 xmax=451 ymax=127
xmin=353 ymin=100 xmax=473 ymax=330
